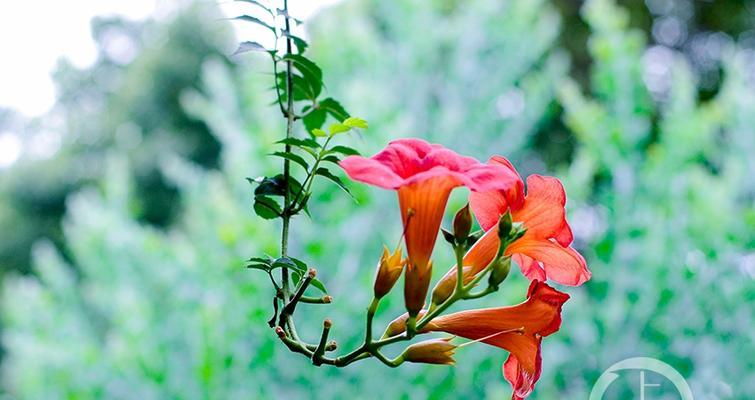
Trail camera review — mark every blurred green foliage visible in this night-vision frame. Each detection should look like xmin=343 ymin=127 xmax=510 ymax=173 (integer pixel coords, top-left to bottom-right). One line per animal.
xmin=2 ymin=0 xmax=754 ymax=398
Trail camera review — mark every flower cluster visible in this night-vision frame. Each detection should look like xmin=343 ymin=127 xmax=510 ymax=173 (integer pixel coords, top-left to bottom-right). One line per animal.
xmin=341 ymin=138 xmax=590 ymax=399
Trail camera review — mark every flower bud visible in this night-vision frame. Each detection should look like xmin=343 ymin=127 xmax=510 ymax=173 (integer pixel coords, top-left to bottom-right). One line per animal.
xmin=383 ymin=310 xmax=428 ymax=338
xmin=453 ymin=204 xmax=472 ymax=242
xmin=497 ymin=210 xmax=513 ymax=241
xmin=404 ymin=261 xmax=433 ymax=316
xmin=403 ymin=338 xmax=457 ymax=365
xmin=487 ymin=256 xmax=511 ymax=288
xmin=431 ymin=265 xmax=473 ymax=306
xmin=374 ymin=246 xmax=406 ymax=299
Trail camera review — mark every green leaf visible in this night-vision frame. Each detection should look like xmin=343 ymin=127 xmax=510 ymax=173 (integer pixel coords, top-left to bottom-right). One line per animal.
xmin=315 ymin=168 xmax=353 ymax=197
xmin=246 ymin=263 xmax=270 ymax=271
xmin=343 ymin=117 xmax=368 ymax=129
xmin=328 ymin=123 xmax=350 ymax=135
xmin=277 ymin=72 xmax=316 ymax=101
xmin=282 ymin=54 xmax=322 ymax=98
xmin=309 ymin=278 xmax=327 ymax=293
xmin=271 ymin=257 xmax=307 ymax=273
xmin=269 ymin=151 xmax=308 ymax=170
xmin=321 ymin=155 xmax=341 ymax=165
xmin=247 ymin=256 xmax=273 ymax=264
xmin=253 ymin=175 xmax=302 ymax=198
xmin=288 ymin=257 xmax=309 ymax=271
xmin=254 ymin=195 xmax=282 ymax=219
xmin=282 ymin=32 xmax=308 ymax=54
xmin=311 ymin=128 xmax=327 ymax=137
xmin=303 ymin=108 xmax=327 ymax=131
xmin=319 ymin=98 xmax=350 ymax=121
xmin=231 ymin=15 xmax=276 ymax=33
xmin=328 ymin=145 xmax=360 ymax=156
xmin=232 ymin=41 xmax=268 ymax=55
xmin=277 ymin=137 xmax=320 ymax=148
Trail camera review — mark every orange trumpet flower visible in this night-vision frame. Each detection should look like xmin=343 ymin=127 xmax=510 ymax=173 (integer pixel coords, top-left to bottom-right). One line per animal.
xmin=340 ymin=139 xmax=520 ymax=315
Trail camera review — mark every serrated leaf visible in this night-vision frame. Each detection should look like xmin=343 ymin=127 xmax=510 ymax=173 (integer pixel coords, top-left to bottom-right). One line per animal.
xmin=277 ymin=137 xmax=320 ymax=148
xmin=282 ymin=54 xmax=322 ymax=98
xmin=277 ymin=72 xmax=316 ymax=101
xmin=246 ymin=263 xmax=271 ymax=271
xmin=309 ymin=278 xmax=327 ymax=293
xmin=233 ymin=41 xmax=268 ymax=55
xmin=248 ymin=256 xmax=273 ymax=264
xmin=343 ymin=117 xmax=368 ymax=129
xmin=328 ymin=123 xmax=350 ymax=135
xmin=254 ymin=195 xmax=282 ymax=219
xmin=319 ymin=98 xmax=350 ymax=121
xmin=321 ymin=155 xmax=341 ymax=165
xmin=315 ymin=168 xmax=353 ymax=197
xmin=232 ymin=15 xmax=276 ymax=33
xmin=311 ymin=128 xmax=327 ymax=137
xmin=303 ymin=108 xmax=327 ymax=131
xmin=272 ymin=257 xmax=307 ymax=273
xmin=270 ymin=151 xmax=309 ymax=170
xmin=289 ymin=257 xmax=309 ymax=271
xmin=328 ymin=145 xmax=360 ymax=156
xmin=282 ymin=32 xmax=308 ymax=54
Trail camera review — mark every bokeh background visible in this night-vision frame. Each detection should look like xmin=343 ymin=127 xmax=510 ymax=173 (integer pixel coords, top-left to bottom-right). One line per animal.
xmin=1 ymin=0 xmax=753 ymax=398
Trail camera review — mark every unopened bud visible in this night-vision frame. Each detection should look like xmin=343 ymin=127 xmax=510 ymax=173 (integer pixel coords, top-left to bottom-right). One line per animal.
xmin=326 ymin=340 xmax=338 ymax=351
xmin=383 ymin=310 xmax=428 ymax=338
xmin=487 ymin=256 xmax=512 ymax=288
xmin=497 ymin=210 xmax=513 ymax=241
xmin=430 ymin=266 xmax=474 ymax=306
xmin=453 ymin=204 xmax=472 ymax=242
xmin=323 ymin=319 xmax=332 ymax=329
xmin=374 ymin=246 xmax=406 ymax=299
xmin=404 ymin=261 xmax=433 ymax=316
xmin=307 ymin=268 xmax=317 ymax=279
xmin=322 ymin=295 xmax=333 ymax=304
xmin=403 ymin=338 xmax=457 ymax=365
xmin=274 ymin=326 xmax=286 ymax=339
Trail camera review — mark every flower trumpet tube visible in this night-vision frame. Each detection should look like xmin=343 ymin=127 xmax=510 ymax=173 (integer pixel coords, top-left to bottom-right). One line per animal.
xmin=340 ymin=139 xmax=520 ymax=315
xmin=425 ymin=281 xmax=569 ymax=400
xmin=431 ymin=156 xmax=590 ymax=305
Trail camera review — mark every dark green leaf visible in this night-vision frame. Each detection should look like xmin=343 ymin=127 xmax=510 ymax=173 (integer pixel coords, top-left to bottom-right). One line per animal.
xmin=276 ymin=137 xmax=320 ymax=148
xmin=272 ymin=257 xmax=307 ymax=273
xmin=269 ymin=151 xmax=309 ymax=170
xmin=277 ymin=72 xmax=316 ymax=101
xmin=247 ymin=256 xmax=273 ymax=264
xmin=254 ymin=195 xmax=282 ymax=219
xmin=282 ymin=32 xmax=308 ymax=54
xmin=282 ymin=54 xmax=322 ymax=97
xmin=303 ymin=108 xmax=327 ymax=131
xmin=319 ymin=98 xmax=350 ymax=121
xmin=321 ymin=155 xmax=341 ymax=165
xmin=315 ymin=168 xmax=353 ymax=197
xmin=328 ymin=145 xmax=360 ymax=156
xmin=232 ymin=41 xmax=268 ymax=55
xmin=246 ymin=263 xmax=271 ymax=271
xmin=232 ymin=15 xmax=276 ymax=33
xmin=309 ymin=278 xmax=327 ymax=294
xmin=254 ymin=175 xmax=285 ymax=197
xmin=291 ymin=270 xmax=302 ymax=285
xmin=289 ymin=257 xmax=309 ymax=271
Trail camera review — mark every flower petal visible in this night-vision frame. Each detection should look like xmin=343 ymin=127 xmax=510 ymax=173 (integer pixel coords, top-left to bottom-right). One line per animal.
xmin=513 ymin=175 xmax=573 ymax=245
xmin=469 ymin=156 xmax=525 ymax=231
xmin=507 ymin=238 xmax=591 ymax=286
